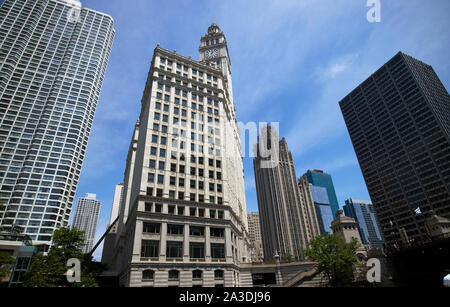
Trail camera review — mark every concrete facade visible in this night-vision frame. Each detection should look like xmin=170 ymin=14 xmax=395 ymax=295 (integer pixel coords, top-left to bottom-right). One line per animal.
xmin=247 ymin=212 xmax=264 ymax=262
xmin=254 ymin=126 xmax=320 ymax=262
xmin=72 ymin=193 xmax=101 ymax=253
xmin=105 ymin=24 xmax=252 ymax=287
xmin=331 ymin=210 xmax=367 ymax=260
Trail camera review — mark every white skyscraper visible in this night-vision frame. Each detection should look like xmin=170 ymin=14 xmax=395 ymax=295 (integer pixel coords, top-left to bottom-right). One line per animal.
xmin=73 ymin=193 xmax=101 ymax=253
xmin=109 ymin=183 xmax=123 ymax=232
xmin=107 ymin=23 xmax=251 ymax=287
xmin=0 ymin=0 xmax=115 ymax=246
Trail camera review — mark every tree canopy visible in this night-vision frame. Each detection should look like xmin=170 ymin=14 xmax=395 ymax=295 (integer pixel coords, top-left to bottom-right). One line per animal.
xmin=23 ymin=227 xmax=102 ymax=287
xmin=304 ymin=234 xmax=360 ymax=287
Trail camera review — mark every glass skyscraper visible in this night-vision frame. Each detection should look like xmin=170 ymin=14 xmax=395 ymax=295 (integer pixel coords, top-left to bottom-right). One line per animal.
xmin=304 ymin=170 xmax=340 ymax=219
xmin=343 ymin=198 xmax=384 ymax=249
xmin=339 ymin=52 xmax=450 ymax=247
xmin=309 ymin=185 xmax=334 ymax=235
xmin=0 ymin=0 xmax=115 ymax=245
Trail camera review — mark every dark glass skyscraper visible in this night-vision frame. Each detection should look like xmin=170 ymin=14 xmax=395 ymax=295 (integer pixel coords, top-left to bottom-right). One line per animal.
xmin=308 ymin=183 xmax=333 ymax=235
xmin=339 ymin=52 xmax=450 ymax=248
xmin=343 ymin=198 xmax=384 ymax=249
xmin=0 ymin=0 xmax=115 ymax=244
xmin=304 ymin=170 xmax=340 ymax=219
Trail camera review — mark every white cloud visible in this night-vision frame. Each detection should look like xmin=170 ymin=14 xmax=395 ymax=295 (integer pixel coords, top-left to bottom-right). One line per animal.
xmin=314 ymin=53 xmax=359 ymax=81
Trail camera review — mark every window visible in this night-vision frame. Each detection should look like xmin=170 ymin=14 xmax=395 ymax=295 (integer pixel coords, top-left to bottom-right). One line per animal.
xmin=141 ymin=240 xmax=159 ymax=258
xmin=211 ymin=243 xmax=225 ymax=259
xmin=168 ymin=205 xmax=175 ymax=214
xmin=145 ymin=202 xmax=153 ymax=212
xmin=214 ymin=270 xmax=224 ymax=280
xmin=157 ymin=175 xmax=164 ymax=184
xmin=159 ymin=149 xmax=166 ymax=158
xmin=210 ymin=210 xmax=216 ymax=218
xmin=192 ymin=270 xmax=202 ymax=280
xmin=190 ymin=242 xmax=205 ymax=259
xmin=190 ymin=208 xmax=196 ymax=216
xmin=148 ymin=173 xmax=155 ymax=182
xmin=158 ymin=161 xmax=165 ymax=170
xmin=166 ymin=241 xmax=183 ymax=258
xmin=149 ymin=160 xmax=156 ymax=169
xmin=169 ymin=270 xmax=179 ymax=281
xmin=155 ymin=203 xmax=162 ymax=212
xmin=178 ymin=206 xmax=184 ymax=215
xmin=190 ymin=226 xmax=204 ymax=236
xmin=198 ymin=208 xmax=205 ymax=217
xmin=211 ymin=228 xmax=224 ymax=237
xmin=142 ymin=270 xmax=154 ymax=281
xmin=167 ymin=224 xmax=184 ymax=235
xmin=143 ymin=223 xmax=160 ymax=234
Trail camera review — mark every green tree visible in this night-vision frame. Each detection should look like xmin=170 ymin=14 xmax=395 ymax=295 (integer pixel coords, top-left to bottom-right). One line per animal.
xmin=23 ymin=227 xmax=100 ymax=287
xmin=0 ymin=252 xmax=16 ymax=282
xmin=282 ymin=253 xmax=294 ymax=263
xmin=304 ymin=234 xmax=360 ymax=287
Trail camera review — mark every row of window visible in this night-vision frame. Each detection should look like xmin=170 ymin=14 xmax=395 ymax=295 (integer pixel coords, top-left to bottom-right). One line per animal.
xmin=143 ymin=202 xmax=225 ymax=217
xmin=141 ymin=240 xmax=225 ymax=259
xmin=159 ymin=58 xmax=218 ymax=82
xmin=142 ymin=269 xmax=224 ymax=282
xmin=143 ymin=222 xmax=225 ymax=237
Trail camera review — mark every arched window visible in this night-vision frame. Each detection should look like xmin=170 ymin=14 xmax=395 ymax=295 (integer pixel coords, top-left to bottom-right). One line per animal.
xmin=142 ymin=270 xmax=154 ymax=281
xmin=192 ymin=270 xmax=202 ymax=280
xmin=214 ymin=270 xmax=224 ymax=280
xmin=169 ymin=270 xmax=179 ymax=281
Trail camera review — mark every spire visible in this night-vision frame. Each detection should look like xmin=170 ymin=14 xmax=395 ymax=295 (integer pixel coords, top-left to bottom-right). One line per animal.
xmin=208 ymin=22 xmax=221 ymax=35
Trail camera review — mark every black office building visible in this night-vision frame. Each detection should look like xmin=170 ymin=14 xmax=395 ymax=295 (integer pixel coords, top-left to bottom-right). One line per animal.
xmin=339 ymin=52 xmax=450 ymax=248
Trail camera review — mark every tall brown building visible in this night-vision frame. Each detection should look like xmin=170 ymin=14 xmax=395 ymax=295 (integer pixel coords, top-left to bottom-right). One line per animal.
xmin=253 ymin=126 xmax=320 ymax=261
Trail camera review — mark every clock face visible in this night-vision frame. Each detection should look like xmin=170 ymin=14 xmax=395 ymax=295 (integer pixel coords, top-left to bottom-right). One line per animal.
xmin=205 ymin=48 xmax=219 ymax=59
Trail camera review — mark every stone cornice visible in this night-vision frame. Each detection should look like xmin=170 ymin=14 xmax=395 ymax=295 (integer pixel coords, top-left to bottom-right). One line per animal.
xmin=155 ymin=45 xmax=222 ymax=75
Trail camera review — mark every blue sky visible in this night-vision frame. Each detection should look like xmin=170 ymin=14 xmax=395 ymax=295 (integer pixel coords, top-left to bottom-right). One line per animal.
xmin=68 ymin=0 xmax=450 ymax=260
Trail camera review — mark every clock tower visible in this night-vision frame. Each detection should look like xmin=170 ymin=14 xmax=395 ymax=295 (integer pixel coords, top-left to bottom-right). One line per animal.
xmin=199 ymin=23 xmax=235 ymax=117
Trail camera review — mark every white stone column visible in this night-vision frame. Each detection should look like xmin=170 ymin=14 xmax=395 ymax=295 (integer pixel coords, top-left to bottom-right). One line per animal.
xmin=160 ymin=222 xmax=167 ymax=261
xmin=183 ymin=224 xmax=190 ymax=262
xmin=132 ymin=220 xmax=143 ymax=262
xmin=205 ymin=226 xmax=211 ymax=261
xmin=225 ymin=227 xmax=233 ymax=262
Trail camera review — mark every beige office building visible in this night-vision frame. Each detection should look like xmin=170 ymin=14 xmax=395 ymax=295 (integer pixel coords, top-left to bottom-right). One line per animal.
xmin=247 ymin=212 xmax=264 ymax=262
xmin=253 ymin=126 xmax=320 ymax=261
xmin=106 ymin=24 xmax=251 ymax=287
